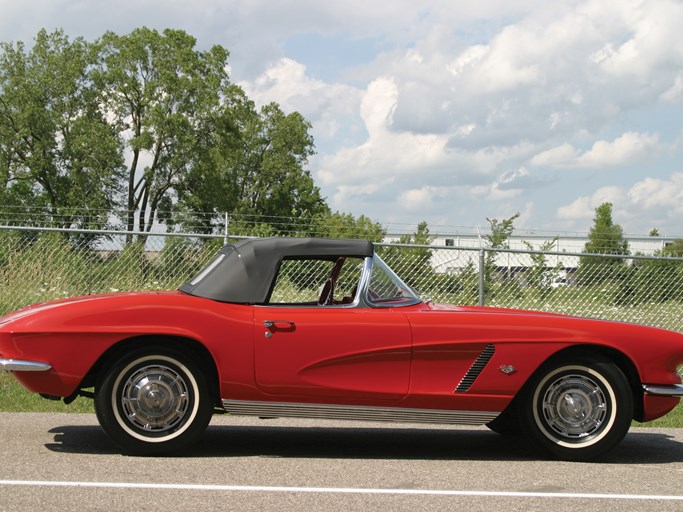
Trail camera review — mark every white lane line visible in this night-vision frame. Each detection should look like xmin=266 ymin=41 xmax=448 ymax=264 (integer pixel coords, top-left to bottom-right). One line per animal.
xmin=1 ymin=480 xmax=682 ymax=501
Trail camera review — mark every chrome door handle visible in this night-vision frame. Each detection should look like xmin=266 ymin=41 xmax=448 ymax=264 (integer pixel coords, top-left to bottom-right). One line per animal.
xmin=263 ymin=320 xmax=295 ymax=329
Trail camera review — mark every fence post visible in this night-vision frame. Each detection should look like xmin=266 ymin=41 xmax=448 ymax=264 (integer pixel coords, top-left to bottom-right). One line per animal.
xmin=224 ymin=213 xmax=229 ymax=245
xmin=478 ymin=249 xmax=485 ymax=306
xmin=88 ymin=253 xmax=93 ymax=296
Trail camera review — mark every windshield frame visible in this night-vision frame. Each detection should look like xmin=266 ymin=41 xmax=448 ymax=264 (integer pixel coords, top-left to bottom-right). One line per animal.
xmin=363 ymin=254 xmax=422 ymax=308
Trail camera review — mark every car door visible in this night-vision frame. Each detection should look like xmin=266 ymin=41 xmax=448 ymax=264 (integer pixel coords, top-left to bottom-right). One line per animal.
xmin=253 ymin=306 xmax=412 ymax=400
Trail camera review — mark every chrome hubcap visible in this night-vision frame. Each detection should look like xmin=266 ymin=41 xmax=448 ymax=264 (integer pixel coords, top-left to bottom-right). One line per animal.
xmin=120 ymin=364 xmax=190 ymax=433
xmin=541 ymin=374 xmax=607 ymax=440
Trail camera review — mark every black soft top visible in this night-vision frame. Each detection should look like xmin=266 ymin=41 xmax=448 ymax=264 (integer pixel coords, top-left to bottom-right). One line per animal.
xmin=179 ymin=237 xmax=374 ymax=304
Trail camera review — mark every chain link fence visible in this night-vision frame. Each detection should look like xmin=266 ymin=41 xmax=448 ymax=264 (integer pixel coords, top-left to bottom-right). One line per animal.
xmin=0 ymin=225 xmax=681 ymax=332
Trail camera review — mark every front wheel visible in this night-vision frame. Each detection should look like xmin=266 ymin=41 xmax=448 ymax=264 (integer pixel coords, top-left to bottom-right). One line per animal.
xmin=519 ymin=356 xmax=633 ymax=461
xmin=94 ymin=347 xmax=214 ymax=455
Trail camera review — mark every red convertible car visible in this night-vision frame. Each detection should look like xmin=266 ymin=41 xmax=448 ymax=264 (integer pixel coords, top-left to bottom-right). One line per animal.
xmin=1 ymin=237 xmax=682 ymax=460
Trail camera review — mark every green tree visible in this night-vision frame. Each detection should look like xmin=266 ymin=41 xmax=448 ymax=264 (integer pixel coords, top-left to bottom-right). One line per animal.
xmin=483 ymin=213 xmax=520 ymax=294
xmin=523 ymin=237 xmax=562 ymax=299
xmin=246 ymin=103 xmax=324 ymax=220
xmin=579 ymin=203 xmax=629 ymax=284
xmin=94 ymin=28 xmax=233 ymax=238
xmin=0 ymin=29 xmax=123 ymax=228
xmin=616 ymin=242 xmax=683 ymax=306
xmin=181 ymin=90 xmax=327 ymax=233
xmin=662 ymin=239 xmax=683 ymax=257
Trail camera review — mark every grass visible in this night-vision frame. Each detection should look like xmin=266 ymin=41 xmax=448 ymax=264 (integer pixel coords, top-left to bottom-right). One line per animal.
xmin=0 ymin=373 xmax=93 ymax=413
xmin=2 ymin=372 xmax=681 ymax=427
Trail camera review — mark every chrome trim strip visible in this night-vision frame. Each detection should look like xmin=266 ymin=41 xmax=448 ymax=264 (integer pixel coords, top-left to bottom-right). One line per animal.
xmin=222 ymin=399 xmax=498 ymax=426
xmin=0 ymin=358 xmax=52 ymax=372
xmin=355 ymin=256 xmax=374 ymax=307
xmin=642 ymin=384 xmax=683 ymax=397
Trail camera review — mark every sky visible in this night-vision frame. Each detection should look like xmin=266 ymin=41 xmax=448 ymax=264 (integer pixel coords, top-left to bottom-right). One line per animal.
xmin=1 ymin=0 xmax=682 ymax=237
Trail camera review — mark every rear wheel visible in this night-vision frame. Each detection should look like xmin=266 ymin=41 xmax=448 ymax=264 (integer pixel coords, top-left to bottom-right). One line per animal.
xmin=519 ymin=355 xmax=633 ymax=461
xmin=94 ymin=347 xmax=213 ymax=455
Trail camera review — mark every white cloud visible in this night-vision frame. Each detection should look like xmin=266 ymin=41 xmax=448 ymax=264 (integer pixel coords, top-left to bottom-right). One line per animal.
xmin=479 ymin=167 xmax=535 ymax=200
xmin=317 ymin=77 xmax=452 ymax=189
xmin=578 ymin=132 xmax=660 ymax=167
xmin=531 ymin=144 xmax=579 ymax=167
xmin=239 ymin=58 xmax=362 ymax=139
xmin=332 ymin=183 xmax=387 ymax=206
xmin=591 ymin=0 xmax=683 ymax=78
xmin=399 ymin=187 xmax=436 ymax=212
xmin=556 ymin=196 xmax=594 ymax=221
xmin=628 ymin=172 xmax=683 ymax=213
xmin=517 ymin=202 xmax=535 ymax=228
xmin=662 ymin=73 xmax=683 ymax=103
xmin=361 ymin=77 xmax=399 ymax=137
xmin=556 ymin=186 xmax=625 ymax=220
xmin=378 ymin=0 xmax=683 ymax=153
xmin=531 ymin=132 xmax=661 ymax=169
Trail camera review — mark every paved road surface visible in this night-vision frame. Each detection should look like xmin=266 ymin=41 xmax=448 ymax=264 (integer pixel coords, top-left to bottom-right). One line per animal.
xmin=0 ymin=413 xmax=682 ymax=511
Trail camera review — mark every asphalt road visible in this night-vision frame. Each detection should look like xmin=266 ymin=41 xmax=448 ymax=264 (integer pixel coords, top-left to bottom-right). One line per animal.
xmin=0 ymin=413 xmax=682 ymax=511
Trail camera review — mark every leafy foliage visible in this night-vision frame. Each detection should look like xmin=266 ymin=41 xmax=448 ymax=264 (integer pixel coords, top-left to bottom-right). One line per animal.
xmin=663 ymin=239 xmax=683 ymax=257
xmin=94 ymin=28 xmax=237 ymax=237
xmin=312 ymin=211 xmax=386 ymax=241
xmin=483 ymin=213 xmax=520 ymax=296
xmin=523 ymin=237 xmax=563 ymax=299
xmin=579 ymin=203 xmax=629 ymax=284
xmin=0 ymin=30 xmax=123 ymax=229
xmin=615 ymin=239 xmax=683 ymax=306
xmin=180 ymin=93 xmax=327 ymax=233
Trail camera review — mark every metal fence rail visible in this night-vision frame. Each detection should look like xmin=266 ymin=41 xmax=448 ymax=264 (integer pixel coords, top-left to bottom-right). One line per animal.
xmin=1 ymin=225 xmax=681 ymax=332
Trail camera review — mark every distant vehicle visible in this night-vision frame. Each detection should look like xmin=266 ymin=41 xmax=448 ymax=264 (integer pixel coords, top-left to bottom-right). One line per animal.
xmin=543 ymin=270 xmax=569 ymax=288
xmin=1 ymin=237 xmax=682 ymax=460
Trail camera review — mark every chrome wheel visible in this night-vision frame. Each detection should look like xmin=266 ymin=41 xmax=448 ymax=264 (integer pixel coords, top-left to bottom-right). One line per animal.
xmin=110 ymin=354 xmax=200 ymax=442
xmin=538 ymin=372 xmax=608 ymax=442
xmin=119 ymin=363 xmax=191 ymax=434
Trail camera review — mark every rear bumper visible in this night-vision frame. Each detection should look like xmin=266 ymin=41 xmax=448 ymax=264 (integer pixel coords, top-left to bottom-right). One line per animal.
xmin=0 ymin=358 xmax=52 ymax=372
xmin=643 ymin=384 xmax=683 ymax=398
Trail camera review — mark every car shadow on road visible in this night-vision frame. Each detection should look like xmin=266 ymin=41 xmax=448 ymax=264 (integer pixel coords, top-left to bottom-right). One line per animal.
xmin=46 ymin=425 xmax=119 ymax=455
xmin=45 ymin=423 xmax=683 ymax=464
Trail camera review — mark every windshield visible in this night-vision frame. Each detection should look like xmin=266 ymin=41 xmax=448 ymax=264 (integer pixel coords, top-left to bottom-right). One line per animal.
xmin=366 ymin=255 xmax=421 ymax=307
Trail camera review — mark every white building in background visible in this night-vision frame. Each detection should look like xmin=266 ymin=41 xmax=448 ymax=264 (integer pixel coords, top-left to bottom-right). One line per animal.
xmin=384 ymin=232 xmax=680 ymax=274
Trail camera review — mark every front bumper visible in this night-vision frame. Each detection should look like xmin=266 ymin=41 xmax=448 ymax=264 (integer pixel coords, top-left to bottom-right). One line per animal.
xmin=0 ymin=358 xmax=52 ymax=372
xmin=643 ymin=384 xmax=683 ymax=397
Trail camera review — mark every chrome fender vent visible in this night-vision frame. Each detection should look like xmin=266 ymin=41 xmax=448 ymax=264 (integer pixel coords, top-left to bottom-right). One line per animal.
xmin=455 ymin=344 xmax=495 ymax=393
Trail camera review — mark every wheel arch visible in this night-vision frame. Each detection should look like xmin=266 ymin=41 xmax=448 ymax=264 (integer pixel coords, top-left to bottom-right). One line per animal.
xmin=82 ymin=334 xmax=221 ymax=407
